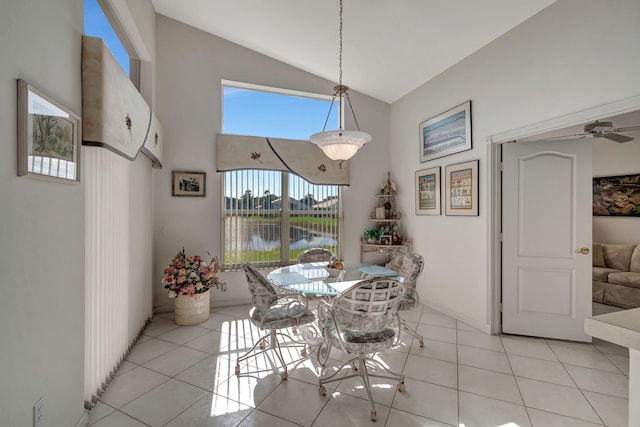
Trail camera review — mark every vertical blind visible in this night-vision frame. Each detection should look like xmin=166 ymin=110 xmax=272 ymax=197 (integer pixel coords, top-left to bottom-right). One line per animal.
xmin=222 ymin=170 xmax=341 ymax=270
xmin=83 ymin=148 xmax=131 ymax=408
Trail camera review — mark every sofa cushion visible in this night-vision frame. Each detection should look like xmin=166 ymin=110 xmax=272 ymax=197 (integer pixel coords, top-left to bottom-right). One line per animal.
xmin=602 ymin=244 xmax=636 ymax=272
xmin=592 ymin=243 xmax=606 ymax=268
xmin=592 ymin=266 xmax=621 ymax=282
xmin=631 ymin=245 xmax=640 ymax=273
xmin=607 ymin=272 xmax=640 ymax=289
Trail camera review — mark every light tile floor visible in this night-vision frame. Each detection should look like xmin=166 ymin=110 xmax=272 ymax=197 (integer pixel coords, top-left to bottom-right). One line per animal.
xmin=89 ymin=303 xmax=630 ymax=427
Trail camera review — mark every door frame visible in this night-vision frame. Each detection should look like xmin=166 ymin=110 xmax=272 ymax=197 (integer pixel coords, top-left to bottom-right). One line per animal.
xmin=486 ymin=95 xmax=640 ymax=335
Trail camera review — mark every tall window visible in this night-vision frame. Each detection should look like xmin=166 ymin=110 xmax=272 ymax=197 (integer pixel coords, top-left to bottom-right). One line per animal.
xmin=84 ymin=0 xmax=130 ymax=76
xmin=222 ymin=82 xmax=341 ymax=269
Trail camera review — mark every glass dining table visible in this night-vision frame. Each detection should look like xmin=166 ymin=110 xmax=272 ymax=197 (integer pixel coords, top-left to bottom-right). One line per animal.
xmin=267 ymin=262 xmax=403 ymax=297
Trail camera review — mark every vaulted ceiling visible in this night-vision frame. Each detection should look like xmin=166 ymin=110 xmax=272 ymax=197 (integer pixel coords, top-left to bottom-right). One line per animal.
xmin=152 ymin=0 xmax=557 ymax=103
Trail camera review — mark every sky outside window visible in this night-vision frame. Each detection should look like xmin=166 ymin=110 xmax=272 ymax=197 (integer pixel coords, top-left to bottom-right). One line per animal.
xmin=84 ymin=0 xmax=130 ymax=76
xmin=223 ymin=85 xmax=339 ymax=199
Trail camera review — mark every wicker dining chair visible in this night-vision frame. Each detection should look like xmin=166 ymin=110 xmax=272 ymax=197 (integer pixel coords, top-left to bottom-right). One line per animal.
xmin=236 ymin=263 xmax=315 ymax=380
xmin=296 ymin=247 xmax=336 ymax=264
xmin=316 ymin=277 xmax=406 ymax=421
xmin=385 ymin=253 xmax=425 ymax=347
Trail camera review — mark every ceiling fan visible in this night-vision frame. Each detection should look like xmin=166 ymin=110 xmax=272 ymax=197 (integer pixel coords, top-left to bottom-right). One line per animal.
xmin=540 ymin=120 xmax=640 ymax=143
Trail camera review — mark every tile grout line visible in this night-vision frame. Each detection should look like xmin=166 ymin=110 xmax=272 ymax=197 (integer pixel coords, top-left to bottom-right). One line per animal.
xmin=546 ymin=338 xmax=607 ymax=426
xmin=499 ymin=334 xmax=534 ymax=427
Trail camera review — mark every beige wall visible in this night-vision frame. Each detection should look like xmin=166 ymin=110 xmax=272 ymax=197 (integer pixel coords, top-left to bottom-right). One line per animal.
xmin=153 ymin=15 xmax=390 ymax=310
xmin=593 ymin=136 xmax=640 ymax=244
xmin=390 ymin=0 xmax=640 ymax=330
xmin=0 ymin=1 xmax=85 ymax=425
xmin=0 ymin=0 xmax=157 ymax=424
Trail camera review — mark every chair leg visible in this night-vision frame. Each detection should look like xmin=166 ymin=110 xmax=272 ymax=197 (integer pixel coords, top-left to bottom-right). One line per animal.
xmin=401 ymin=317 xmax=424 ymax=347
xmin=236 ymin=328 xmax=306 ymax=379
xmin=358 ymin=356 xmax=377 ymax=421
xmin=318 ymin=353 xmax=405 ymax=421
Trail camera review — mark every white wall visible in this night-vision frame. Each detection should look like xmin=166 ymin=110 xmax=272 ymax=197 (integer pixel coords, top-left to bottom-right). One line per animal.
xmin=593 ymin=136 xmax=640 ymax=244
xmin=153 ymin=15 xmax=390 ymax=310
xmin=0 ymin=1 xmax=86 ymax=426
xmin=390 ymin=0 xmax=640 ymax=330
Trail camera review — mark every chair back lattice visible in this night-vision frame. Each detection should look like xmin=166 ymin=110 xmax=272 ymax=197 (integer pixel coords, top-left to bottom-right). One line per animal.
xmin=242 ymin=263 xmax=278 ymax=310
xmin=331 ymin=278 xmax=406 ymax=333
xmin=385 ymin=253 xmax=424 ymax=290
xmin=297 ymin=248 xmax=336 ymax=264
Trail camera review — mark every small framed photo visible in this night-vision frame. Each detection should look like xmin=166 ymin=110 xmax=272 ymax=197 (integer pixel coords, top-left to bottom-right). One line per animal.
xmin=380 ymin=235 xmax=392 ymax=245
xmin=445 ymin=160 xmax=478 ymax=216
xmin=415 ymin=166 xmax=441 ymax=215
xmin=17 ymin=79 xmax=81 ymax=182
xmin=419 ymin=101 xmax=472 ymax=163
xmin=375 ymin=206 xmax=386 ymax=219
xmin=172 ymin=171 xmax=206 ymax=197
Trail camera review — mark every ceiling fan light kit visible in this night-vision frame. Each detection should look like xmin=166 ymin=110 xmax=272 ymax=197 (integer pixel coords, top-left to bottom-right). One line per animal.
xmin=309 ymin=0 xmax=371 ymax=161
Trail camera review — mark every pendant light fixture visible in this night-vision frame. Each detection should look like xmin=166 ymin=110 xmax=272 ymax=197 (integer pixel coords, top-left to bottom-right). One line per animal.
xmin=309 ymin=0 xmax=372 ymax=161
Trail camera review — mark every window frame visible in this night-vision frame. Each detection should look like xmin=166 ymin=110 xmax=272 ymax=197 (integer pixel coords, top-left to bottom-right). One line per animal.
xmin=220 ymin=81 xmax=344 ymax=270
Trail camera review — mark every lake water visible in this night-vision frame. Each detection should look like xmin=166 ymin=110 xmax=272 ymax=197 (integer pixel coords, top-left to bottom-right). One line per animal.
xmin=225 ymin=217 xmax=337 ymax=252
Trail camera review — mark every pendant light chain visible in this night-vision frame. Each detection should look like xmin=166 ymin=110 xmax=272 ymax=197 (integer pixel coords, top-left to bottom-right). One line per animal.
xmin=309 ymin=0 xmax=371 ymax=161
xmin=338 ymin=0 xmax=343 ymax=88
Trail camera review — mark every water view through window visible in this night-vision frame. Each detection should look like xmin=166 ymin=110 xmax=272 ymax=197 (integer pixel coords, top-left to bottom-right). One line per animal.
xmin=222 ymin=84 xmax=340 ymax=268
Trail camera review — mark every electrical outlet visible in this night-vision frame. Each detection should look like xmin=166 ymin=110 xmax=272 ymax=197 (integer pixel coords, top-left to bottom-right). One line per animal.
xmin=221 ymin=280 xmax=228 ymax=291
xmin=33 ymin=397 xmax=44 ymax=427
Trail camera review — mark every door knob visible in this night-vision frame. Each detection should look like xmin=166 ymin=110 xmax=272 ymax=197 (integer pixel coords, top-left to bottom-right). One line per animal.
xmin=575 ymin=247 xmax=590 ymax=255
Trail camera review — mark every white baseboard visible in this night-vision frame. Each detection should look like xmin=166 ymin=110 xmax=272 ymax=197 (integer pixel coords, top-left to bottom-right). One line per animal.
xmin=211 ymin=297 xmax=251 ymax=308
xmin=75 ymin=410 xmax=89 ymax=427
xmin=154 ymin=298 xmax=252 ymax=314
xmin=422 ymin=300 xmax=492 ymax=334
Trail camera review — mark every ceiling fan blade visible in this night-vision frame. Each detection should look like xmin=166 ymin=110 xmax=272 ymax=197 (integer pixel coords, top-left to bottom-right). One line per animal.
xmin=602 ymin=133 xmax=634 ymax=143
xmin=584 ymin=121 xmax=613 ymax=132
xmin=609 ymin=125 xmax=640 ymax=133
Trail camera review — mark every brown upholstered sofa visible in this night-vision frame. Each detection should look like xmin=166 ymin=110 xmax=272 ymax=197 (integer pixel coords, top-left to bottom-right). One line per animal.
xmin=592 ymin=243 xmax=640 ymax=308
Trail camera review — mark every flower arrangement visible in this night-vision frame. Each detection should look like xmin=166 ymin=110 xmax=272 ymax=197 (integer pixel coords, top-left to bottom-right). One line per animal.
xmin=162 ymin=248 xmax=221 ymax=298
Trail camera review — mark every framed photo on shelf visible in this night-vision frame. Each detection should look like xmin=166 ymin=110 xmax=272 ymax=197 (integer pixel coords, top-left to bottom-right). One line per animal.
xmin=172 ymin=171 xmax=206 ymax=197
xmin=419 ymin=101 xmax=472 ymax=163
xmin=445 ymin=160 xmax=478 ymax=216
xmin=17 ymin=79 xmax=81 ymax=182
xmin=380 ymin=235 xmax=392 ymax=245
xmin=415 ymin=166 xmax=441 ymax=215
xmin=375 ymin=206 xmax=386 ymax=219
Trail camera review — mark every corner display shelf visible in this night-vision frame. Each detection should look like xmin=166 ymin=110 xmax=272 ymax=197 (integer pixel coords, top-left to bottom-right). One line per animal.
xmin=361 ymin=173 xmax=411 ymax=266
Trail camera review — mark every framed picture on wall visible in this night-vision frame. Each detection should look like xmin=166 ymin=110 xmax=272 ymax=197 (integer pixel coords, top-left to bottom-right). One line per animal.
xmin=593 ymin=173 xmax=640 ymax=216
xmin=172 ymin=171 xmax=206 ymax=197
xmin=445 ymin=160 xmax=478 ymax=216
xmin=17 ymin=79 xmax=81 ymax=182
xmin=415 ymin=166 xmax=441 ymax=215
xmin=419 ymin=101 xmax=472 ymax=163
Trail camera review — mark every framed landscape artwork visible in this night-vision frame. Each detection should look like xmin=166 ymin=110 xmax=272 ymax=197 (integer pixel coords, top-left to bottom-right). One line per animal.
xmin=419 ymin=101 xmax=472 ymax=163
xmin=172 ymin=171 xmax=206 ymax=197
xmin=17 ymin=79 xmax=81 ymax=182
xmin=445 ymin=160 xmax=478 ymax=216
xmin=593 ymin=173 xmax=640 ymax=216
xmin=415 ymin=167 xmax=441 ymax=215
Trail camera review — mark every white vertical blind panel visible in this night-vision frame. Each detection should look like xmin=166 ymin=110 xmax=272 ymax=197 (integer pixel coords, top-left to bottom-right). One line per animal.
xmin=84 ymin=147 xmax=130 ymax=405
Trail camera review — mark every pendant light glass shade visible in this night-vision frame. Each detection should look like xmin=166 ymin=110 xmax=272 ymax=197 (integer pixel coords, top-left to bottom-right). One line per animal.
xmin=310 ymin=129 xmax=372 ymax=161
xmin=310 ymin=0 xmax=371 ymax=161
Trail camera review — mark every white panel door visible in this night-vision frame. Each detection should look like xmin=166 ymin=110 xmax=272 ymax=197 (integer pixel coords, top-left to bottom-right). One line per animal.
xmin=502 ymin=140 xmax=592 ymax=341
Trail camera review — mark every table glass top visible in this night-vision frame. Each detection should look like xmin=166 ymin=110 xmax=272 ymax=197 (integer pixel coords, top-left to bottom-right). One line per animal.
xmin=267 ymin=262 xmax=403 ymax=296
